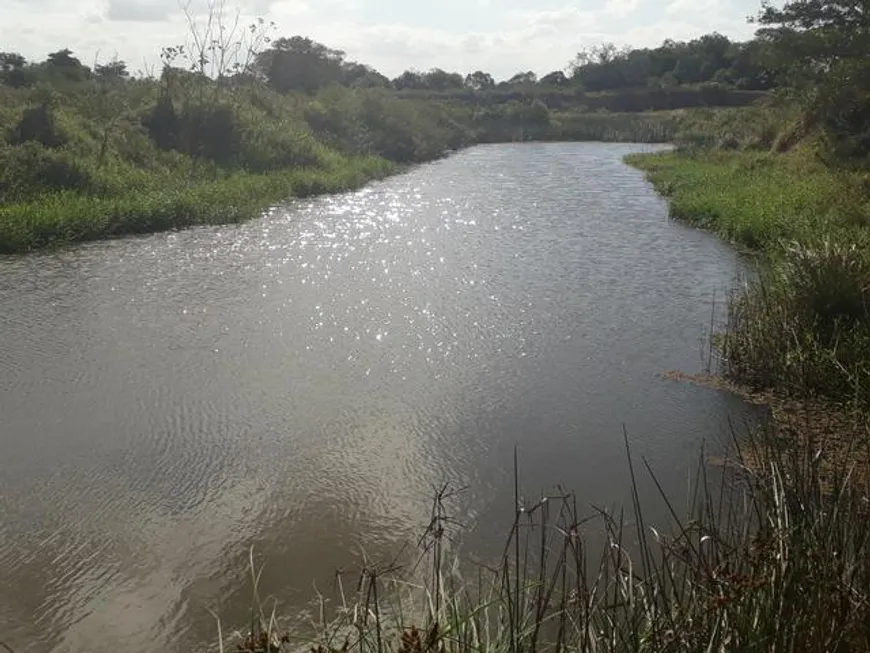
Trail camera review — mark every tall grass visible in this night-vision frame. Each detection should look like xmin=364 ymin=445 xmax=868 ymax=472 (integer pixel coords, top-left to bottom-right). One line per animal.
xmin=223 ymin=426 xmax=870 ymax=653
xmin=0 ymin=156 xmax=394 ymax=253
xmin=548 ymin=112 xmax=677 ymax=143
xmin=626 ymin=149 xmax=869 ymax=250
xmin=721 ymin=240 xmax=870 ymax=406
xmin=0 ymin=79 xmax=464 ymax=253
xmin=628 ymin=146 xmax=870 ymax=407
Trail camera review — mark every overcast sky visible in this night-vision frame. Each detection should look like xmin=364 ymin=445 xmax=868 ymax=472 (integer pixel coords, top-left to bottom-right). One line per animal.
xmin=3 ymin=0 xmax=760 ymax=80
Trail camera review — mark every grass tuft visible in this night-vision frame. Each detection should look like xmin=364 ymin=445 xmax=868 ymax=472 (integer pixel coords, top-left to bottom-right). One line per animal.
xmin=222 ymin=424 xmax=870 ymax=653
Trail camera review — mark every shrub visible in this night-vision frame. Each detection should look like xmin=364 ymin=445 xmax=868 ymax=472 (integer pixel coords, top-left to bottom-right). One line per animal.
xmin=0 ymin=141 xmax=102 ymax=202
xmin=723 ymin=239 xmax=870 ymax=403
xmin=11 ymin=102 xmax=66 ymax=147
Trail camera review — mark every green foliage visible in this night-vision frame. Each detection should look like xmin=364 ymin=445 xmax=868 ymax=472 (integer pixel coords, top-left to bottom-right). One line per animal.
xmin=570 ymin=35 xmax=775 ymax=93
xmin=0 ymin=156 xmax=394 ymax=253
xmin=229 ymin=433 xmax=870 ymax=653
xmin=0 ymin=52 xmax=31 ymax=88
xmin=723 ymin=241 xmax=870 ymax=403
xmin=0 ymin=142 xmax=104 ymax=202
xmin=627 ymin=148 xmax=868 ymax=248
xmin=463 ymin=99 xmax=552 ymax=142
xmin=0 ymin=51 xmax=472 ymax=252
xmin=256 ymin=36 xmax=347 ymax=93
xmin=306 ymin=87 xmax=471 ymax=163
xmin=144 ymin=92 xmax=179 ymax=150
xmin=11 ymin=102 xmax=66 ymax=147
xmin=549 ymin=111 xmax=676 ymax=142
xmin=630 ymin=148 xmax=870 ymax=406
xmin=756 ymin=0 xmax=870 ymax=160
xmin=464 ymin=70 xmax=495 ymax=91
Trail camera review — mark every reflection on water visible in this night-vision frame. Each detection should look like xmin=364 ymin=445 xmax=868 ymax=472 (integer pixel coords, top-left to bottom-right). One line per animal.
xmin=0 ymin=143 xmax=756 ymax=653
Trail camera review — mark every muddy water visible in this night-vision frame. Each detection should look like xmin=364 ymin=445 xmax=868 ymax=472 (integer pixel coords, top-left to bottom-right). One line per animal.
xmin=0 ymin=143 xmax=754 ymax=652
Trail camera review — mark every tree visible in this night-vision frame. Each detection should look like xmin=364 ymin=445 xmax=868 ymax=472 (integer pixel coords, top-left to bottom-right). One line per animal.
xmin=506 ymin=71 xmax=537 ymax=86
xmin=43 ymin=48 xmax=91 ymax=82
xmin=393 ymin=70 xmax=427 ymax=90
xmin=465 ymin=70 xmax=495 ymax=90
xmin=256 ymin=36 xmax=345 ymax=93
xmin=540 ymin=70 xmax=569 ymax=87
xmin=0 ymin=52 xmax=30 ymax=87
xmin=756 ymin=0 xmax=870 ymax=157
xmin=341 ymin=62 xmax=389 ymax=88
xmin=756 ymin=0 xmax=870 ymax=81
xmin=696 ymin=33 xmax=732 ymax=80
xmin=423 ymin=68 xmax=464 ymax=91
xmin=94 ymin=59 xmax=129 ymax=81
xmin=0 ymin=52 xmax=25 ymax=72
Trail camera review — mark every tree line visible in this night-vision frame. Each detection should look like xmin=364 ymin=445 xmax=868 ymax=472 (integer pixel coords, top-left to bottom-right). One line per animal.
xmin=1 ymin=0 xmax=867 ymax=160
xmin=1 ymin=31 xmax=775 ymax=96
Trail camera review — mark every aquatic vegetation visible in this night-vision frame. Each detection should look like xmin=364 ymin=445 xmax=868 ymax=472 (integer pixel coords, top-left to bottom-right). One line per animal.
xmin=222 ymin=431 xmax=870 ymax=653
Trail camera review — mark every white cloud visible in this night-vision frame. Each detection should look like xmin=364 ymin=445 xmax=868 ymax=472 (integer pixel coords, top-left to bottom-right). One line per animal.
xmin=605 ymin=0 xmax=642 ymax=18
xmin=0 ymin=0 xmax=759 ymax=80
xmin=665 ymin=0 xmax=727 ymax=18
xmin=106 ymin=0 xmax=172 ymax=22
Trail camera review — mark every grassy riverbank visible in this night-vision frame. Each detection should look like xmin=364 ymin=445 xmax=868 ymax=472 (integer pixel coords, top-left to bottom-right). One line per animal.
xmin=0 ymin=155 xmax=394 ymax=253
xmin=626 ymin=148 xmax=870 ymax=249
xmin=628 ymin=147 xmax=870 ymax=408
xmin=0 ymin=92 xmax=764 ymax=255
xmin=0 ymin=76 xmax=476 ymax=253
xmin=230 ymin=429 xmax=870 ymax=653
xmin=0 ymin=39 xmax=772 ymax=255
xmin=0 ymin=86 xmax=689 ymax=254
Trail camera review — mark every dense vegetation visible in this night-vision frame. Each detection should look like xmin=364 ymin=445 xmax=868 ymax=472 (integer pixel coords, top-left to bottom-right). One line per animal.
xmin=0 ymin=18 xmax=785 ymax=253
xmin=233 ymin=430 xmax=870 ymax=653
xmin=629 ymin=0 xmax=870 ymax=411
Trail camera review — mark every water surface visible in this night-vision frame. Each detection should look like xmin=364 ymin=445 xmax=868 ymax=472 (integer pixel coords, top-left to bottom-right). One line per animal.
xmin=0 ymin=143 xmax=753 ymax=652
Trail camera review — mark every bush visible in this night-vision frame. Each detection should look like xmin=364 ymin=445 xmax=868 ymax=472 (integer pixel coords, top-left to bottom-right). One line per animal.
xmin=723 ymin=239 xmax=870 ymax=403
xmin=11 ymin=102 xmax=66 ymax=147
xmin=0 ymin=141 xmax=102 ymax=202
xmin=144 ymin=92 xmax=178 ymax=151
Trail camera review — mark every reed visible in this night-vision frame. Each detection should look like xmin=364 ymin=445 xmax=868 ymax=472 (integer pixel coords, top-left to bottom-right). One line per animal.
xmin=218 ymin=425 xmax=870 ymax=653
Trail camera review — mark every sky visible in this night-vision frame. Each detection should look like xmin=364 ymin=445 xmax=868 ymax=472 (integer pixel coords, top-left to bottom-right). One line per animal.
xmin=3 ymin=0 xmax=761 ymax=80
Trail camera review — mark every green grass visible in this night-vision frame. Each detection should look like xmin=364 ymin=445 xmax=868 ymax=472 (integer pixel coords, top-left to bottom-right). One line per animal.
xmin=221 ymin=426 xmax=870 ymax=653
xmin=547 ymin=111 xmax=678 ymax=143
xmin=626 ymin=149 xmax=870 ymax=250
xmin=721 ymin=240 xmax=870 ymax=406
xmin=0 ymin=156 xmax=394 ymax=253
xmin=628 ymin=147 xmax=870 ymax=408
xmin=0 ymin=78 xmax=467 ymax=253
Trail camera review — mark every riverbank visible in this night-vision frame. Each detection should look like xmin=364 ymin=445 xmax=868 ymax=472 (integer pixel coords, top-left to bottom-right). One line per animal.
xmin=0 ymin=155 xmax=394 ymax=254
xmin=627 ymin=147 xmax=870 ymax=409
xmin=0 ymin=107 xmax=752 ymax=255
xmin=625 ymin=148 xmax=869 ymax=250
xmin=0 ymin=62 xmax=764 ymax=255
xmin=231 ymin=427 xmax=870 ymax=653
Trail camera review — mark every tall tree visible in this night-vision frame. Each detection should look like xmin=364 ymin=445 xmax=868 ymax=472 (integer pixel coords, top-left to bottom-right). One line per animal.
xmin=393 ymin=70 xmax=427 ymax=90
xmin=0 ymin=52 xmax=29 ymax=87
xmin=465 ymin=70 xmax=495 ymax=90
xmin=756 ymin=0 xmax=870 ymax=157
xmin=422 ymin=68 xmax=464 ymax=91
xmin=756 ymin=0 xmax=870 ymax=82
xmin=94 ymin=59 xmax=130 ymax=81
xmin=43 ymin=48 xmax=91 ymax=82
xmin=540 ymin=70 xmax=569 ymax=87
xmin=505 ymin=71 xmax=537 ymax=86
xmin=256 ymin=36 xmax=345 ymax=93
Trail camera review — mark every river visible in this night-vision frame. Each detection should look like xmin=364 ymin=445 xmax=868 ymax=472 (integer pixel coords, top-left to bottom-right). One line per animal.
xmin=0 ymin=143 xmax=755 ymax=653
